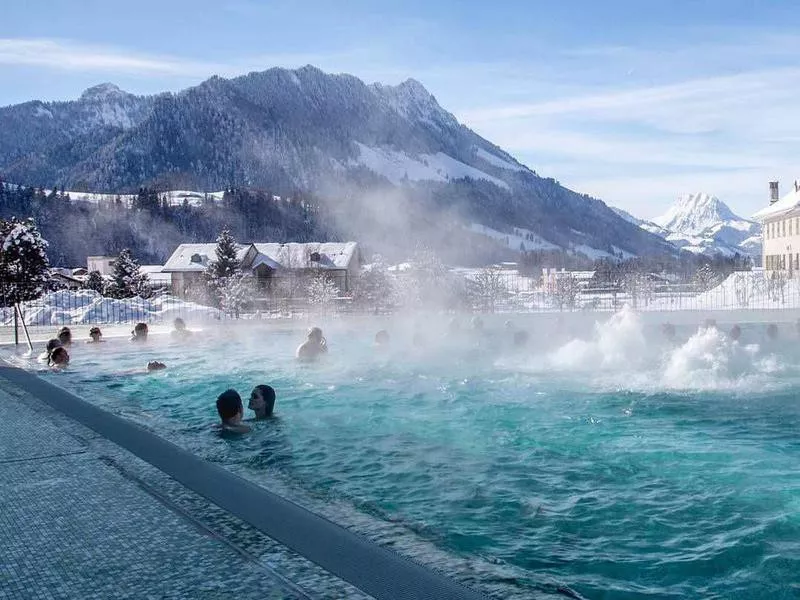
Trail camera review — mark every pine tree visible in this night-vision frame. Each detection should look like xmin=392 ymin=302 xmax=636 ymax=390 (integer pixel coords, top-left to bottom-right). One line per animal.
xmin=84 ymin=270 xmax=104 ymax=293
xmin=207 ymin=227 xmax=240 ymax=283
xmin=0 ymin=217 xmax=51 ymax=305
xmin=104 ymin=249 xmax=149 ymax=299
xmin=205 ymin=227 xmax=241 ymax=305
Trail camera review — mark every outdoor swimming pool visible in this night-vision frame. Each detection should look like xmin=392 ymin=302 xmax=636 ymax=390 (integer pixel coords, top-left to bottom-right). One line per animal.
xmin=17 ymin=309 xmax=800 ymax=599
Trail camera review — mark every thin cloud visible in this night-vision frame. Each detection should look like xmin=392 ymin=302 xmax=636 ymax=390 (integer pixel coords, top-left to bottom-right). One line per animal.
xmin=0 ymin=38 xmax=335 ymax=78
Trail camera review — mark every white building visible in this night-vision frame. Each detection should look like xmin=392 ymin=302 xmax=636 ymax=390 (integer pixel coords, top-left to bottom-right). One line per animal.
xmin=87 ymin=256 xmax=116 ymax=276
xmin=753 ymin=181 xmax=800 ymax=271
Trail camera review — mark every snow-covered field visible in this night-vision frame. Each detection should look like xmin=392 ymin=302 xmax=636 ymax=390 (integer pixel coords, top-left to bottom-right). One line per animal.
xmin=1 ymin=290 xmax=222 ymax=327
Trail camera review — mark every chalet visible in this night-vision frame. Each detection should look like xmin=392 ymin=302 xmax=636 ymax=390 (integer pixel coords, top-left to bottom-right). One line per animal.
xmin=163 ymin=242 xmax=359 ymax=298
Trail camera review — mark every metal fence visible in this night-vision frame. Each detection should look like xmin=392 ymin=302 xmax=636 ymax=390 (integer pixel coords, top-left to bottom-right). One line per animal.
xmin=3 ymin=269 xmax=800 ymax=335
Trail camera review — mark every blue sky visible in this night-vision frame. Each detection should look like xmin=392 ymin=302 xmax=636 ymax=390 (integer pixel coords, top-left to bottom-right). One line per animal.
xmin=1 ymin=0 xmax=798 ymax=217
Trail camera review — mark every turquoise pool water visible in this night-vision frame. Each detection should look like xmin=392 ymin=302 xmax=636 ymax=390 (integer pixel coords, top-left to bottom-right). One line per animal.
xmin=28 ymin=311 xmax=800 ymax=598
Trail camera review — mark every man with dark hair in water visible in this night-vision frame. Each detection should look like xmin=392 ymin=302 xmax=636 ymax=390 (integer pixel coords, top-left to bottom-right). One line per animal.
xmin=248 ymin=385 xmax=276 ymax=420
xmin=216 ymin=389 xmax=251 ymax=433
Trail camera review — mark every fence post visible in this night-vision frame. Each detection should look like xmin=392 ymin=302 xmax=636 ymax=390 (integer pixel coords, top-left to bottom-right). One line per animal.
xmin=13 ymin=304 xmax=19 ymax=346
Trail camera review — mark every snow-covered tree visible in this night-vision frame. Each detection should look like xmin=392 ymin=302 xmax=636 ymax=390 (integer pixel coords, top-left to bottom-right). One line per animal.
xmin=219 ymin=271 xmax=254 ymax=317
xmin=84 ymin=270 xmax=104 ymax=293
xmin=471 ymin=265 xmax=506 ymax=313
xmin=104 ymin=249 xmax=149 ymax=299
xmin=307 ymin=272 xmax=339 ymax=308
xmin=551 ymin=274 xmax=580 ymax=311
xmin=205 ymin=227 xmax=240 ymax=305
xmin=0 ymin=217 xmax=51 ymax=305
xmin=693 ymin=264 xmax=722 ymax=293
xmin=352 ymin=255 xmax=395 ymax=313
xmin=206 ymin=227 xmax=240 ymax=283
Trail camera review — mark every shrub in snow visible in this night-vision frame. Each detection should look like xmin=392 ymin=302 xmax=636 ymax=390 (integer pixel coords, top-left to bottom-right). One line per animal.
xmin=84 ymin=270 xmax=104 ymax=293
xmin=219 ymin=271 xmax=254 ymax=317
xmin=104 ymin=249 xmax=150 ymax=299
xmin=0 ymin=217 xmax=51 ymax=305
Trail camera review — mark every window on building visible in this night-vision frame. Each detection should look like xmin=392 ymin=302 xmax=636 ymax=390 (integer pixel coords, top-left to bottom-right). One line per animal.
xmin=791 ymin=219 xmax=794 ymax=236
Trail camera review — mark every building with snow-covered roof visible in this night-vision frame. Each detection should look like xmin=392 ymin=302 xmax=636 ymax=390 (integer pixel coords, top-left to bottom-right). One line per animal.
xmin=163 ymin=242 xmax=359 ymax=298
xmin=753 ymin=181 xmax=800 ymax=271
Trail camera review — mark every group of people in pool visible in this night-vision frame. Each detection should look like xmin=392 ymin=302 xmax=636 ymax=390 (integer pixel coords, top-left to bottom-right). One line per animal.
xmin=660 ymin=318 xmax=794 ymax=344
xmin=39 ymin=318 xmax=194 ymax=370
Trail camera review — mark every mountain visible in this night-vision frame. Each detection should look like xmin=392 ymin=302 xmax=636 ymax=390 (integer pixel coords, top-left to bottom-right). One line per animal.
xmin=0 ymin=66 xmax=675 ymax=261
xmin=615 ymin=193 xmax=761 ymax=258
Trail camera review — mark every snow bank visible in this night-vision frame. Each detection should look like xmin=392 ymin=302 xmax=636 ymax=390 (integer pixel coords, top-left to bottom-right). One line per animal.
xmin=1 ymin=290 xmax=222 ymax=326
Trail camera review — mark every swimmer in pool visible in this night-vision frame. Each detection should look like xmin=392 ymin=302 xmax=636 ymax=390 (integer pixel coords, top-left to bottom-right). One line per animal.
xmin=766 ymin=323 xmax=779 ymax=341
xmin=171 ymin=318 xmax=191 ymax=339
xmin=86 ymin=327 xmax=104 ymax=343
xmin=130 ymin=322 xmax=148 ymax=343
xmin=729 ymin=324 xmax=742 ymax=342
xmin=296 ymin=327 xmax=327 ymax=360
xmin=57 ymin=327 xmax=72 ymax=347
xmin=248 ymin=384 xmax=276 ymax=420
xmin=661 ymin=322 xmax=676 ymax=342
xmin=147 ymin=361 xmax=167 ymax=372
xmin=216 ymin=389 xmax=251 ymax=434
xmin=374 ymin=329 xmax=390 ymax=347
xmin=513 ymin=330 xmax=529 ymax=348
xmin=48 ymin=346 xmax=70 ymax=369
xmin=39 ymin=338 xmax=63 ymax=362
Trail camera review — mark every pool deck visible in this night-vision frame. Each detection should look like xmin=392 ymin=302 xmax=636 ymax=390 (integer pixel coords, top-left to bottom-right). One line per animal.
xmin=0 ymin=371 xmax=369 ymax=599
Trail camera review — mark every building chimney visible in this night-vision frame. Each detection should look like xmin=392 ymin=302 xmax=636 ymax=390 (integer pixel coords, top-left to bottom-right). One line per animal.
xmin=770 ymin=181 xmax=780 ymax=204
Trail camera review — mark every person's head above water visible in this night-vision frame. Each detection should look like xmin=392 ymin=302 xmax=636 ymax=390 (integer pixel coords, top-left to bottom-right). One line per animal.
xmin=249 ymin=384 xmax=276 ymax=419
xmin=766 ymin=323 xmax=779 ymax=340
xmin=513 ymin=330 xmax=529 ymax=347
xmin=661 ymin=322 xmax=676 ymax=340
xmin=132 ymin=322 xmax=148 ymax=341
xmin=173 ymin=318 xmax=186 ymax=331
xmin=49 ymin=346 xmax=69 ymax=367
xmin=374 ymin=330 xmax=390 ymax=345
xmin=730 ymin=324 xmax=742 ymax=341
xmin=216 ymin=389 xmax=243 ymax=422
xmin=147 ymin=361 xmax=167 ymax=372
xmin=88 ymin=327 xmax=102 ymax=342
xmin=307 ymin=327 xmax=325 ymax=344
xmin=57 ymin=327 xmax=72 ymax=346
xmin=46 ymin=338 xmax=63 ymax=353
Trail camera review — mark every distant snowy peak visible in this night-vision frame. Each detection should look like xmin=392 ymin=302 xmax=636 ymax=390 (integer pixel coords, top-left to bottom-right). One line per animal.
xmin=619 ymin=193 xmax=761 ymax=258
xmin=652 ymin=192 xmax=740 ymax=235
xmin=80 ymin=83 xmax=129 ymax=102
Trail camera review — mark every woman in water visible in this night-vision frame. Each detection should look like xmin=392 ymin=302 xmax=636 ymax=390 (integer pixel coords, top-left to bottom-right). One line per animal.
xmin=248 ymin=384 xmax=276 ymax=420
xmin=131 ymin=322 xmax=148 ymax=343
xmin=296 ymin=327 xmax=327 ymax=361
xmin=86 ymin=327 xmax=104 ymax=343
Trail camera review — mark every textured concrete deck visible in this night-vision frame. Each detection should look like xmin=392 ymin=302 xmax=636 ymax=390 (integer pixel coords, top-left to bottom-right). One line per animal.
xmin=0 ymin=375 xmax=370 ymax=599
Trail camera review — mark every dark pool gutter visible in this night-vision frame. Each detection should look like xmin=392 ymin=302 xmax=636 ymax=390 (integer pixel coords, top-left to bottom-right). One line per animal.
xmin=0 ymin=365 xmax=486 ymax=600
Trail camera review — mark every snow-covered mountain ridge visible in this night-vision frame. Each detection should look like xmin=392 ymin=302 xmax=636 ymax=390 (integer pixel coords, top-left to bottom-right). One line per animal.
xmin=0 ymin=65 xmax=674 ymax=259
xmin=613 ymin=193 xmax=761 ymax=258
